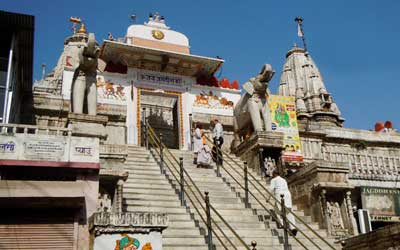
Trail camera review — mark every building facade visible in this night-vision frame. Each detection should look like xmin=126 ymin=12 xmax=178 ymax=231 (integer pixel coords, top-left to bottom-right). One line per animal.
xmin=0 ymin=10 xmax=399 ymax=250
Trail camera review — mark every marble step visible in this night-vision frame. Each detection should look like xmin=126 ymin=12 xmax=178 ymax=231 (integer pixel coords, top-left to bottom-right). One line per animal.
xmin=124 ymin=182 xmax=172 ymax=189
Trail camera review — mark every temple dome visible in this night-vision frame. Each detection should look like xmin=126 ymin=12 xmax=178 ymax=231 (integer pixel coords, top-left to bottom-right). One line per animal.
xmin=126 ymin=13 xmax=190 ymax=54
xmin=278 ymin=45 xmax=344 ymax=126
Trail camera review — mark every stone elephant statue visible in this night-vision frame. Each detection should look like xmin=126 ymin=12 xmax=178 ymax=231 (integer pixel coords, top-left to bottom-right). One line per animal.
xmin=231 ymin=64 xmax=275 ymax=149
xmin=66 ymin=32 xmax=103 ymax=115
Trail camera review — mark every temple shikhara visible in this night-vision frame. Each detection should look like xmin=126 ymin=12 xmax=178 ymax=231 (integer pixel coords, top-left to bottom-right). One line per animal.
xmin=1 ymin=10 xmax=400 ymax=250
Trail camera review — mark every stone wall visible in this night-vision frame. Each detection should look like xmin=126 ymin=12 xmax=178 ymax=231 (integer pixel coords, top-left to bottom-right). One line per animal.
xmin=343 ymin=223 xmax=400 ymax=250
xmin=0 ymin=124 xmax=99 ymax=164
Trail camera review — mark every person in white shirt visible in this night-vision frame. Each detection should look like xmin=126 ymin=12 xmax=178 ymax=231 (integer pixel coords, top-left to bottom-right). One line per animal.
xmin=213 ymin=119 xmax=224 ymax=145
xmin=192 ymin=124 xmax=203 ymax=164
xmin=212 ymin=119 xmax=224 ymax=165
xmin=269 ymin=170 xmax=297 ymax=236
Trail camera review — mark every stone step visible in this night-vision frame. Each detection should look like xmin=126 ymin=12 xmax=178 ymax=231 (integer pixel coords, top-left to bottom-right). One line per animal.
xmin=125 ymin=206 xmax=188 ymax=214
xmin=163 ymin=246 xmax=208 ymax=250
xmin=125 ymin=161 xmax=158 ymax=166
xmin=162 ymin=237 xmax=206 ymax=245
xmin=125 ymin=173 xmax=166 ymax=180
xmin=124 ymin=178 xmax=170 ymax=185
xmin=124 ymin=199 xmax=182 ymax=207
xmin=125 ymin=169 xmax=163 ymax=175
xmin=124 ymin=188 xmax=177 ymax=196
xmin=124 ymin=193 xmax=179 ymax=201
xmin=124 ymin=182 xmax=172 ymax=189
xmin=162 ymin=228 xmax=203 ymax=237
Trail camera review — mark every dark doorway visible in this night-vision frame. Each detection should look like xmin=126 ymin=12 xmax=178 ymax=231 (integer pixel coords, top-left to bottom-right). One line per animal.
xmin=141 ymin=91 xmax=180 ymax=149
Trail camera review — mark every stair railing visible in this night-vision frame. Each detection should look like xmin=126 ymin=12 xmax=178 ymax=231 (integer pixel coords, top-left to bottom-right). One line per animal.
xmin=204 ymin=135 xmax=336 ymax=250
xmin=144 ymin=122 xmax=252 ymax=250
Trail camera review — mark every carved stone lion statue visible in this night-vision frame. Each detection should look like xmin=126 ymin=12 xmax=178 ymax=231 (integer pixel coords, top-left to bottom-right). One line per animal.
xmin=232 ymin=64 xmax=275 ymax=149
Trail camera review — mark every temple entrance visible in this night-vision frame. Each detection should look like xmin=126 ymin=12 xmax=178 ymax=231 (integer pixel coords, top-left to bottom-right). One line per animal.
xmin=140 ymin=90 xmax=180 ymax=149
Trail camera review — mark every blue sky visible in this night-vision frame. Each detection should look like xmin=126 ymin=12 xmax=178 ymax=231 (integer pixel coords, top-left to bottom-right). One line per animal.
xmin=2 ymin=0 xmax=399 ymax=130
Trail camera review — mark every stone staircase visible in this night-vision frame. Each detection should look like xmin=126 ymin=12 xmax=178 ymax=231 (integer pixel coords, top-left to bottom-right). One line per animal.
xmin=218 ymin=153 xmax=340 ymax=249
xmin=123 ymin=145 xmax=340 ymax=250
xmin=167 ymin=149 xmax=340 ymax=250
xmin=123 ymin=146 xmax=208 ymax=250
xmin=163 ymin=149 xmax=285 ymax=249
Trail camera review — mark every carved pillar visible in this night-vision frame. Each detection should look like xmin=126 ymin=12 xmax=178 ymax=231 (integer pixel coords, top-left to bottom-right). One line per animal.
xmin=345 ymin=191 xmax=358 ymax=236
xmin=114 ymin=179 xmax=124 ymax=213
xmin=320 ymin=189 xmax=332 ymax=235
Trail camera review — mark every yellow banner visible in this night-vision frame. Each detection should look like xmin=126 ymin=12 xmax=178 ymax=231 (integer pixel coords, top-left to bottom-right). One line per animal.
xmin=269 ymin=95 xmax=303 ymax=161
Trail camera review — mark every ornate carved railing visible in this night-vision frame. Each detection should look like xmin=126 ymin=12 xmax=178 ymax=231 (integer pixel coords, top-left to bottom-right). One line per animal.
xmin=322 ymin=150 xmax=400 ymax=181
xmin=99 ymin=144 xmax=128 ymax=159
xmin=0 ymin=123 xmax=71 ymax=136
xmin=90 ymin=212 xmax=168 ymax=235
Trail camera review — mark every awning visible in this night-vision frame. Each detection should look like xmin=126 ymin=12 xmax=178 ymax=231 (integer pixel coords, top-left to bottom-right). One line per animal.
xmin=100 ymin=40 xmax=224 ymax=77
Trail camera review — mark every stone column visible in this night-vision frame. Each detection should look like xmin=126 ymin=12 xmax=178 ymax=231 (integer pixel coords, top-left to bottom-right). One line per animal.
xmin=345 ymin=191 xmax=359 ymax=236
xmin=320 ymin=189 xmax=332 ymax=236
xmin=114 ymin=179 xmax=124 ymax=213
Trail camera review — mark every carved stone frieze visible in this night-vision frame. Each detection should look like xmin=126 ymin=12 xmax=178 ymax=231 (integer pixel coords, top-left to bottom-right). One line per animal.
xmin=90 ymin=212 xmax=168 ymax=235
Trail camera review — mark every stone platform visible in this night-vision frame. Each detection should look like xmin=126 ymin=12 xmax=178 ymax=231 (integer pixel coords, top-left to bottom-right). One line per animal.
xmin=233 ymin=131 xmax=284 ymax=175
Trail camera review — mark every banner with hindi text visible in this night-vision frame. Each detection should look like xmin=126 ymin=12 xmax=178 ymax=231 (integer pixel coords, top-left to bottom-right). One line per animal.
xmin=269 ymin=95 xmax=303 ymax=162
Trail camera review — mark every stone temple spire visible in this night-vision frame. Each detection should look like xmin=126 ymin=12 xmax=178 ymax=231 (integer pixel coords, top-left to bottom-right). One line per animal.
xmin=278 ymin=44 xmax=344 ymax=127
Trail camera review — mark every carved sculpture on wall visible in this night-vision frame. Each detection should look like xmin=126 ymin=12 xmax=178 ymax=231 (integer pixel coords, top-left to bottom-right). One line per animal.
xmin=264 ymin=157 xmax=276 ymax=177
xmin=327 ymin=201 xmax=345 ymax=233
xmin=193 ymin=91 xmax=234 ymax=110
xmin=232 ymin=64 xmax=275 ymax=148
xmin=97 ymin=193 xmax=112 ymax=212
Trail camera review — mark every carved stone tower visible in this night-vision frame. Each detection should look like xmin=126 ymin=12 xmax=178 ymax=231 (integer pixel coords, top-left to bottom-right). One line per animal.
xmin=278 ymin=45 xmax=344 ymax=129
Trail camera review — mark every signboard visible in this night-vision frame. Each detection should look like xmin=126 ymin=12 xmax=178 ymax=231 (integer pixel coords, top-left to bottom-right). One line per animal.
xmin=128 ymin=68 xmax=194 ymax=91
xmin=269 ymin=95 xmax=303 ymax=161
xmin=24 ymin=139 xmax=66 ymax=161
xmin=361 ymin=187 xmax=400 ymax=222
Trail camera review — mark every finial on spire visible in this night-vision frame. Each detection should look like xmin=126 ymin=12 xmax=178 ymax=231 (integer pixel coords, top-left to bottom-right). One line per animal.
xmin=69 ymin=16 xmax=87 ymax=34
xmin=294 ymin=16 xmax=308 ymax=54
xmin=70 ymin=16 xmax=81 ymax=34
xmin=77 ymin=23 xmax=87 ymax=34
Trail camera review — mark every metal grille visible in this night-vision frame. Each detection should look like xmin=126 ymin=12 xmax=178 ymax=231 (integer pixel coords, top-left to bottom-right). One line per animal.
xmin=0 ymin=212 xmax=74 ymax=250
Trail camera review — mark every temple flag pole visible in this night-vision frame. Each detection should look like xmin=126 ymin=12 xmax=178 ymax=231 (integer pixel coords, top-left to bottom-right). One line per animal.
xmin=295 ymin=16 xmax=308 ymax=54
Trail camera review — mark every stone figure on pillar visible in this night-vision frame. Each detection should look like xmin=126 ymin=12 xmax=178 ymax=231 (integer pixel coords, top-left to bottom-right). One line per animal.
xmin=63 ymin=19 xmax=105 ymax=115
xmin=232 ymin=64 xmax=275 ymax=148
xmin=68 ymin=32 xmax=100 ymax=115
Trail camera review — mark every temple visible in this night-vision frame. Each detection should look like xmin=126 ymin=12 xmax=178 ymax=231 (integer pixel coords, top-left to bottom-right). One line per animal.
xmin=35 ymin=12 xmax=240 ymax=149
xmin=279 ymin=45 xmax=344 ymax=128
xmin=1 ymin=10 xmax=400 ymax=250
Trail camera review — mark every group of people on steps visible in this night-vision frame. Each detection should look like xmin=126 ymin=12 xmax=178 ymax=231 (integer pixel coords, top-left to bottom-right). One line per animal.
xmin=191 ymin=119 xmax=297 ymax=236
xmin=192 ymin=118 xmax=224 ymax=168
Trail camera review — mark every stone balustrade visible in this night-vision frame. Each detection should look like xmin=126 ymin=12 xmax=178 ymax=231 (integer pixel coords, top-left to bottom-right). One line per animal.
xmin=0 ymin=123 xmax=99 ymax=165
xmin=100 ymin=144 xmax=128 ymax=156
xmin=300 ymin=136 xmax=400 ymax=181
xmin=0 ymin=123 xmax=71 ymax=136
xmin=322 ymin=150 xmax=400 ymax=181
